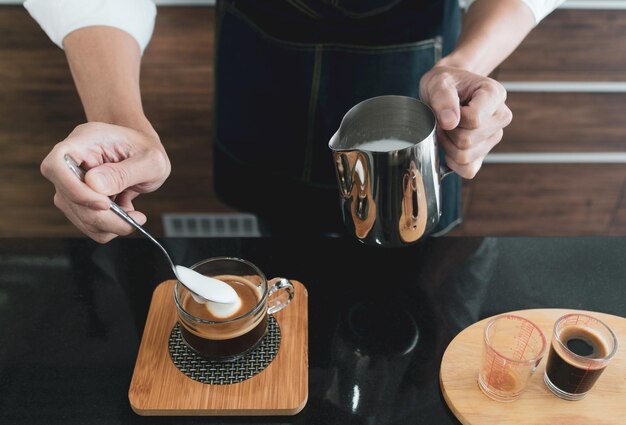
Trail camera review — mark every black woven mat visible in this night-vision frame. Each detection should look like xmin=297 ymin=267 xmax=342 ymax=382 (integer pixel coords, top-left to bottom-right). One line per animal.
xmin=168 ymin=315 xmax=281 ymax=385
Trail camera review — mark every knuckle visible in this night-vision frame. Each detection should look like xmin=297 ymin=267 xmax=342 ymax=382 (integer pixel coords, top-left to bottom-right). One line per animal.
xmin=455 ymin=133 xmax=473 ymax=150
xmin=77 ymin=122 xmax=104 ymax=132
xmin=40 ymin=146 xmax=63 ymax=178
xmin=107 ymin=165 xmax=130 ymax=192
xmin=457 ymin=161 xmax=483 ymax=179
xmin=502 ymin=107 xmax=513 ymax=126
xmin=432 ymin=71 xmax=454 ymax=92
xmin=53 ymin=193 xmax=63 ymax=209
xmin=468 ymin=161 xmax=483 ymax=179
xmin=498 ymin=84 xmax=508 ymax=100
xmin=40 ymin=159 xmax=52 ymax=179
xmin=455 ymin=152 xmax=472 ymax=166
xmin=149 ymin=149 xmax=171 ymax=178
xmin=484 ymin=78 xmax=506 ymax=97
xmin=463 ymin=161 xmax=480 ymax=180
xmin=494 ymin=128 xmax=505 ymax=143
xmin=93 ymin=233 xmax=113 ymax=244
xmin=73 ymin=122 xmax=98 ymax=137
xmin=464 ymin=112 xmax=481 ymax=129
xmin=88 ymin=213 xmax=107 ymax=233
xmin=118 ymin=226 xmax=134 ymax=237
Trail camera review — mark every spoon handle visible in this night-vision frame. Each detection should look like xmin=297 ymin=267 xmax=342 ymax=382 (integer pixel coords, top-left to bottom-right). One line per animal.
xmin=108 ymin=202 xmax=170 ymax=256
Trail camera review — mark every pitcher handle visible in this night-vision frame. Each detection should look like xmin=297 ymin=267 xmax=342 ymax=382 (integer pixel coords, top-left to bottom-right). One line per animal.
xmin=440 ymin=163 xmax=455 ymax=179
xmin=267 ymin=277 xmax=295 ymax=314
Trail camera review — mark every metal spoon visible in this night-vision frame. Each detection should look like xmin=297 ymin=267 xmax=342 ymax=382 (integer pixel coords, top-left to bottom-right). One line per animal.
xmin=63 ymin=154 xmax=237 ymax=304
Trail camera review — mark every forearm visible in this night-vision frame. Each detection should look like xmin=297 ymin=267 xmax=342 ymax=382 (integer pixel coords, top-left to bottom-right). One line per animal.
xmin=64 ymin=26 xmax=156 ymax=136
xmin=439 ymin=0 xmax=536 ymax=76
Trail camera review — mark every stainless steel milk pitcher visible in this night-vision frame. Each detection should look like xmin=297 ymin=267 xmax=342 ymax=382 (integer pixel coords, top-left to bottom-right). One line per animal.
xmin=328 ymin=95 xmax=453 ymax=247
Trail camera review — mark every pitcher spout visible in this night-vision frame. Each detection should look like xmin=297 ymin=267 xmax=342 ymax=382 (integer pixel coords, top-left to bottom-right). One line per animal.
xmin=328 ymin=130 xmax=351 ymax=152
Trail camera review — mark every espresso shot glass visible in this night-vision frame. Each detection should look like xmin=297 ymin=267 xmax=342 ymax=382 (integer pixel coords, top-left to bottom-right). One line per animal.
xmin=174 ymin=257 xmax=294 ymax=361
xmin=478 ymin=314 xmax=547 ymax=402
xmin=544 ymin=313 xmax=618 ymax=401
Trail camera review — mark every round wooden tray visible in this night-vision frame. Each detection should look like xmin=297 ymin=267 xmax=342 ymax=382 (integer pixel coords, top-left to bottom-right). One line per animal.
xmin=440 ymin=308 xmax=626 ymax=425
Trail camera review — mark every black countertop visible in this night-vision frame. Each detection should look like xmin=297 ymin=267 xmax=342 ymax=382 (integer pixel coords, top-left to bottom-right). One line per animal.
xmin=1 ymin=236 xmax=625 ymax=424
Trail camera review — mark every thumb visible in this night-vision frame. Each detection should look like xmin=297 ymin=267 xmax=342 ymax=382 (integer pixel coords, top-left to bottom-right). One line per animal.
xmin=427 ymin=83 xmax=461 ymax=131
xmin=85 ymin=156 xmax=158 ymax=196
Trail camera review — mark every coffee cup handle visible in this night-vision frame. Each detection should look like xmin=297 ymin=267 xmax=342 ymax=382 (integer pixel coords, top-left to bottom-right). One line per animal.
xmin=267 ymin=277 xmax=295 ymax=314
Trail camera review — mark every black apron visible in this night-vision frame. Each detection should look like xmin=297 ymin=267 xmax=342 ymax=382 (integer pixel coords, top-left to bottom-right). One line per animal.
xmin=213 ymin=0 xmax=462 ymax=237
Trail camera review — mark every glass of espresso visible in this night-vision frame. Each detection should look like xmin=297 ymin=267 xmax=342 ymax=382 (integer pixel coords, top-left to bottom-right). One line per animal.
xmin=173 ymin=257 xmax=294 ymax=361
xmin=544 ymin=313 xmax=618 ymax=400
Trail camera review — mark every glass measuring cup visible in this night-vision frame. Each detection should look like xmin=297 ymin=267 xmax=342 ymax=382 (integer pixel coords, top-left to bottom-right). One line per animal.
xmin=478 ymin=314 xmax=547 ymax=402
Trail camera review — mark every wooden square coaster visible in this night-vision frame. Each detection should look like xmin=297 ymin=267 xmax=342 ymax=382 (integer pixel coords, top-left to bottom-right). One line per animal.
xmin=128 ymin=279 xmax=308 ymax=416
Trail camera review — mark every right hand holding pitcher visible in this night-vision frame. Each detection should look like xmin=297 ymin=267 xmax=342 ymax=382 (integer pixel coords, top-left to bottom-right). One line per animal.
xmin=419 ymin=65 xmax=512 ymax=179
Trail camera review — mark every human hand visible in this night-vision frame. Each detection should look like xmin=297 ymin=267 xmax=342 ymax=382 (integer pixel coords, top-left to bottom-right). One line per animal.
xmin=419 ymin=65 xmax=512 ymax=178
xmin=40 ymin=122 xmax=171 ymax=243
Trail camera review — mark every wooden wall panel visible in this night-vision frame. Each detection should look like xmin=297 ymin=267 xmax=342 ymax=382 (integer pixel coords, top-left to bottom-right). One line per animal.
xmin=450 ymin=164 xmax=626 ymax=236
xmin=139 ymin=7 xmax=238 ymax=237
xmin=609 ymin=191 xmax=626 ymax=234
xmin=459 ymin=7 xmax=626 ymax=236
xmin=496 ymin=92 xmax=626 ymax=153
xmin=0 ymin=7 xmax=84 ymax=237
xmin=496 ymin=9 xmax=626 ymax=82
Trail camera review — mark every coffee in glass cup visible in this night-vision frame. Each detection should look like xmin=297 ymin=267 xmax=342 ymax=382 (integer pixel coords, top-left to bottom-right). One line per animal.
xmin=174 ymin=257 xmax=294 ymax=361
xmin=543 ymin=313 xmax=618 ymax=400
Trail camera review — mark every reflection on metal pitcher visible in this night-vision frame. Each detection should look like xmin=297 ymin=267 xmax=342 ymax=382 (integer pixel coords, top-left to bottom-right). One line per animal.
xmin=335 ymin=151 xmax=377 ymax=239
xmin=329 ymin=95 xmax=454 ymax=247
xmin=400 ymin=161 xmax=428 ymax=243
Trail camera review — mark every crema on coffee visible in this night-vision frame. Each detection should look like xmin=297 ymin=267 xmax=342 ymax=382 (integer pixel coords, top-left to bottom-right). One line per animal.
xmin=180 ymin=274 xmax=267 ymax=359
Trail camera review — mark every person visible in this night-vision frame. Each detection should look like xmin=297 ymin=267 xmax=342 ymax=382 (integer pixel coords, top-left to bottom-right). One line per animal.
xmin=24 ymin=0 xmax=566 ymax=243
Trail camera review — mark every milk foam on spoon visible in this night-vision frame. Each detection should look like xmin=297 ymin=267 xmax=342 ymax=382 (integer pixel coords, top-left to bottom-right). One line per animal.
xmin=175 ymin=265 xmax=239 ymax=308
xmin=205 ymin=297 xmax=243 ymax=319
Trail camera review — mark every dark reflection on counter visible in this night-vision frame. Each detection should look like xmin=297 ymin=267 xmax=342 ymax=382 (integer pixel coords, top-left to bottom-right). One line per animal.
xmin=0 ymin=239 xmax=144 ymax=424
xmin=323 ymin=302 xmax=419 ymax=424
xmin=292 ymin=236 xmax=497 ymax=425
xmin=10 ymin=235 xmax=626 ymax=424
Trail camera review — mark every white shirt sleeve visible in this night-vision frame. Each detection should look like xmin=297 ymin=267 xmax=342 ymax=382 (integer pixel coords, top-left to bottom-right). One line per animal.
xmin=519 ymin=0 xmax=568 ymax=24
xmin=460 ymin=0 xmax=568 ymax=25
xmin=23 ymin=0 xmax=157 ymax=55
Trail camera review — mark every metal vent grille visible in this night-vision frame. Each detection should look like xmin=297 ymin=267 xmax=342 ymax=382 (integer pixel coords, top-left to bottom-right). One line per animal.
xmin=162 ymin=213 xmax=262 ymax=237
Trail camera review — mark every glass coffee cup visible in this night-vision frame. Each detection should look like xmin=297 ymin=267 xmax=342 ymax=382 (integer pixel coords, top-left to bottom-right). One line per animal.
xmin=174 ymin=257 xmax=294 ymax=361
xmin=543 ymin=313 xmax=618 ymax=400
